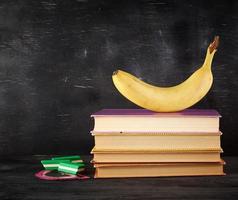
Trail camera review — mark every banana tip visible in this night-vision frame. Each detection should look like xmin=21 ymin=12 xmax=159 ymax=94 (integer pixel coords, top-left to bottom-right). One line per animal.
xmin=113 ymin=70 xmax=119 ymax=76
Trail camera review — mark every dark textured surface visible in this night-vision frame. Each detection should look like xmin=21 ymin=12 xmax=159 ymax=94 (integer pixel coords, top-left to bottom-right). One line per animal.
xmin=0 ymin=155 xmax=238 ymax=200
xmin=0 ymin=0 xmax=238 ymax=156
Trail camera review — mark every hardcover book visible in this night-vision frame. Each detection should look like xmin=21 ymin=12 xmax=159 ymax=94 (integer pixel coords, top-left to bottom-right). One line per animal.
xmin=94 ymin=161 xmax=225 ymax=178
xmin=92 ymin=148 xmax=223 ymax=163
xmin=91 ymin=131 xmax=222 ymax=150
xmin=91 ymin=109 xmax=221 ymax=132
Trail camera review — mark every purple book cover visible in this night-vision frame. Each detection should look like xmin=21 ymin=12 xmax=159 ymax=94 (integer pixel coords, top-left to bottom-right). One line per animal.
xmin=91 ymin=109 xmax=221 ymax=117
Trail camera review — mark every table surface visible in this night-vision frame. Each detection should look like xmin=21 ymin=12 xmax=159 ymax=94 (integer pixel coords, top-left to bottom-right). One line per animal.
xmin=1 ymin=156 xmax=238 ymax=200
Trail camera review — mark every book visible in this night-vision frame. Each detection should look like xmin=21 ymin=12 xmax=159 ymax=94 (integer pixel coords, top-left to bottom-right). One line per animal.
xmin=92 ymin=131 xmax=221 ymax=150
xmin=58 ymin=162 xmax=85 ymax=175
xmin=91 ymin=109 xmax=220 ymax=132
xmin=94 ymin=161 xmax=225 ymax=178
xmin=91 ymin=148 xmax=223 ymax=163
xmin=41 ymin=160 xmax=71 ymax=170
xmin=52 ymin=155 xmax=82 ymax=162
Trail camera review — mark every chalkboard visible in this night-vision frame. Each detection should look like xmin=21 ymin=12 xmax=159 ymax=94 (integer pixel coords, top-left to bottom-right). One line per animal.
xmin=0 ymin=0 xmax=237 ymax=156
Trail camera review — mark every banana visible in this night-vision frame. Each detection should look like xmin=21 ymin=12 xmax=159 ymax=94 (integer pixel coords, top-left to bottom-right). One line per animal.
xmin=112 ymin=36 xmax=219 ymax=112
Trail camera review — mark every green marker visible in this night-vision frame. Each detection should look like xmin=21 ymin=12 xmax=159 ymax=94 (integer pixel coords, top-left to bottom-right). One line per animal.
xmin=51 ymin=155 xmax=83 ymax=163
xmin=58 ymin=162 xmax=85 ymax=175
xmin=41 ymin=160 xmax=71 ymax=170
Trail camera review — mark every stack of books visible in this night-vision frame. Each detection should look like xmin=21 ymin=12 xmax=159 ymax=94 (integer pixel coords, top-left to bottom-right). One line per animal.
xmin=91 ymin=109 xmax=225 ymax=178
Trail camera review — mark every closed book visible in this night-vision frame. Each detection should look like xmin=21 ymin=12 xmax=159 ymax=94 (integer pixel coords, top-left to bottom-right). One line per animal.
xmin=58 ymin=162 xmax=85 ymax=175
xmin=91 ymin=109 xmax=220 ymax=132
xmin=94 ymin=161 xmax=225 ymax=178
xmin=92 ymin=131 xmax=221 ymax=150
xmin=41 ymin=160 xmax=71 ymax=170
xmin=52 ymin=155 xmax=82 ymax=163
xmin=91 ymin=148 xmax=223 ymax=163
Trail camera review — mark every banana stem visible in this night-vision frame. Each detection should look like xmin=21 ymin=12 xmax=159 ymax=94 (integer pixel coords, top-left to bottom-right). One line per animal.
xmin=203 ymin=36 xmax=219 ymax=69
xmin=209 ymin=36 xmax=219 ymax=54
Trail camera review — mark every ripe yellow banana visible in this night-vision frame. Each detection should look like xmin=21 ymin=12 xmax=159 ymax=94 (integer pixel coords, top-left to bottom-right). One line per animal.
xmin=112 ymin=36 xmax=219 ymax=112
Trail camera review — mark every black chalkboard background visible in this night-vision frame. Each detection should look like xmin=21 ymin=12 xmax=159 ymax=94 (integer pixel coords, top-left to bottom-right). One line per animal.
xmin=0 ymin=0 xmax=237 ymax=156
